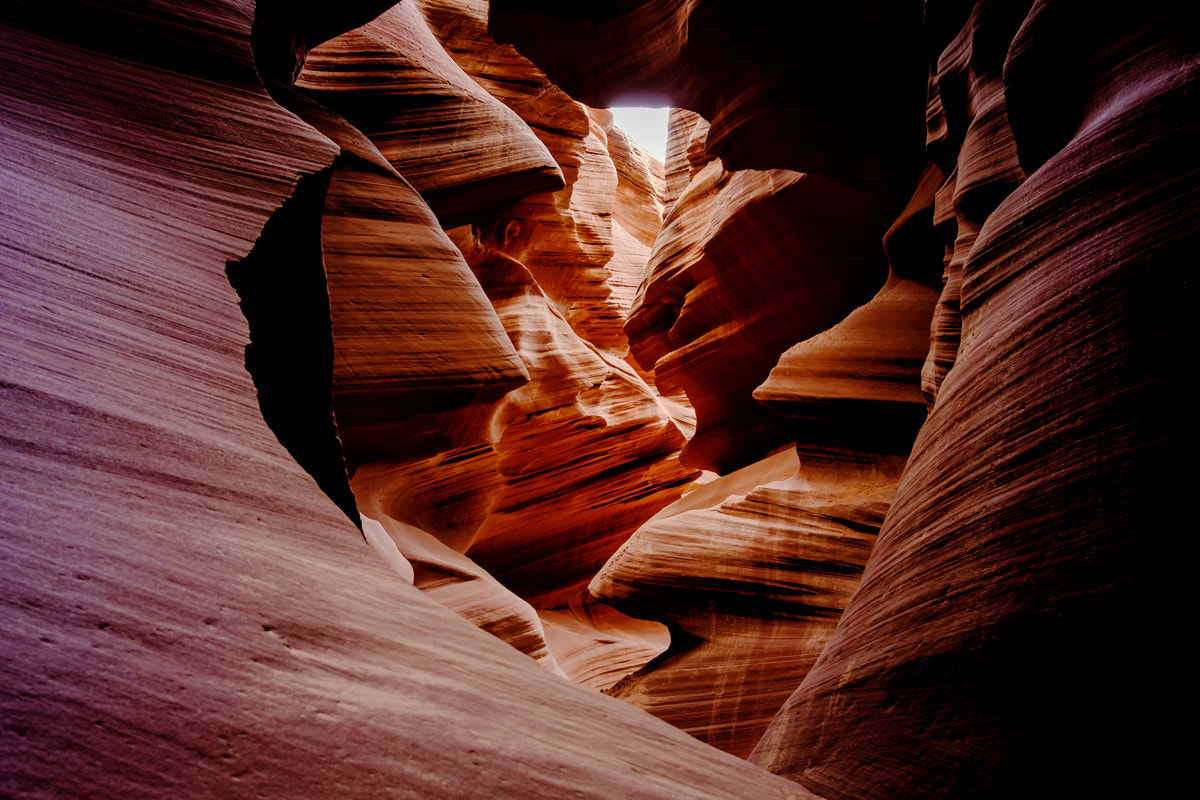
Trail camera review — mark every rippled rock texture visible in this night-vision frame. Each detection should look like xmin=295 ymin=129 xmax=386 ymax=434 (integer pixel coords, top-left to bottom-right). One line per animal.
xmin=625 ymin=112 xmax=906 ymax=473
xmin=493 ymin=1 xmax=1194 ymax=797
xmin=0 ymin=0 xmax=803 ymax=797
xmin=278 ymin=0 xmax=698 ymax=685
xmin=4 ymin=0 xmax=1194 ymax=798
xmin=596 ymin=446 xmax=907 ymax=757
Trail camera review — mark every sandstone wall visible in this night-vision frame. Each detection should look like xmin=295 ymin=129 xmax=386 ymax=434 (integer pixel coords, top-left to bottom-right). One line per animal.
xmin=3 ymin=0 xmax=1193 ymax=797
xmin=0 ymin=1 xmax=810 ymax=797
xmin=491 ymin=1 xmax=1195 ymax=797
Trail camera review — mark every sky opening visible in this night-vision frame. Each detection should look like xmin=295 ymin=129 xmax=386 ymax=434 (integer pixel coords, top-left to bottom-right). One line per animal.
xmin=609 ymin=106 xmax=669 ymax=162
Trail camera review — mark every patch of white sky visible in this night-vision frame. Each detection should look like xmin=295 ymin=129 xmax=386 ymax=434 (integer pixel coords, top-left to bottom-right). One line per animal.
xmin=609 ymin=106 xmax=670 ymax=162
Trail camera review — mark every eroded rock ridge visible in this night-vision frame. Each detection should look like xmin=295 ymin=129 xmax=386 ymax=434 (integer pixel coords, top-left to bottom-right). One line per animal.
xmin=2 ymin=1 xmax=1192 ymax=798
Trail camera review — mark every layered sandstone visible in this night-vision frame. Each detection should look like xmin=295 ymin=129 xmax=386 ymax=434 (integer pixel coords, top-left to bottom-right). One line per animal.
xmin=596 ymin=447 xmax=906 ymax=757
xmin=3 ymin=0 xmax=1192 ymax=798
xmin=590 ymin=112 xmax=940 ymax=754
xmin=281 ymin=0 xmax=698 ymax=684
xmin=625 ymin=112 xmax=905 ymax=473
xmin=492 ymin=1 xmax=1193 ymax=797
xmin=750 ymin=7 xmax=1196 ymax=797
xmin=416 ymin=0 xmax=662 ymax=357
xmin=0 ymin=1 xmax=805 ymax=797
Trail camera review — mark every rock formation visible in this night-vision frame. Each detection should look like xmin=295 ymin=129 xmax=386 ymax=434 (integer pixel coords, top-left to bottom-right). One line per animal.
xmin=585 ymin=103 xmax=939 ymax=757
xmin=624 ymin=110 xmax=908 ymax=473
xmin=3 ymin=0 xmax=1194 ymax=798
xmin=750 ymin=6 xmax=1196 ymax=797
xmin=0 ymin=1 xmax=800 ymax=796
xmin=492 ymin=1 xmax=1195 ymax=796
xmin=596 ymin=446 xmax=906 ymax=758
xmin=282 ymin=0 xmax=699 ymax=685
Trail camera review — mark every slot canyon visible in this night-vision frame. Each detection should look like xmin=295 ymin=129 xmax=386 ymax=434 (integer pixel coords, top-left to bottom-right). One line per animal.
xmin=1 ymin=1 xmax=1194 ymax=798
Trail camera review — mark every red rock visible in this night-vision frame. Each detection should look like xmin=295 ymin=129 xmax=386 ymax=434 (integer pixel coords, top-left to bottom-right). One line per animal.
xmin=0 ymin=2 xmax=810 ymax=797
xmin=283 ymin=2 xmax=697 ymax=686
xmin=539 ymin=599 xmax=671 ymax=691
xmin=624 ymin=120 xmax=904 ymax=472
xmin=322 ymin=155 xmax=529 ymax=464
xmin=596 ymin=447 xmax=904 ymax=756
xmin=749 ymin=6 xmax=1196 ymax=798
xmin=754 ymin=277 xmax=938 ymax=413
xmin=420 ymin=0 xmax=648 ymax=355
xmin=296 ymin=1 xmax=564 ymax=227
xmin=495 ymin=4 xmax=1193 ymax=796
xmin=7 ymin=0 xmax=1191 ymax=797
xmin=442 ymin=228 xmax=696 ymax=614
xmin=918 ymin=0 xmax=1030 ymax=405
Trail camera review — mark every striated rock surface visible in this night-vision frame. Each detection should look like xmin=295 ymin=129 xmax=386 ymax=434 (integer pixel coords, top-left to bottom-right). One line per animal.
xmin=625 ymin=114 xmax=904 ymax=473
xmin=320 ymin=154 xmax=530 ymax=464
xmin=0 ymin=1 xmax=809 ymax=797
xmin=594 ymin=165 xmax=937 ymax=753
xmin=443 ymin=228 xmax=695 ymax=613
xmin=296 ymin=1 xmax=564 ymax=227
xmin=756 ymin=161 xmax=945 ymax=426
xmin=755 ymin=277 xmax=938 ymax=413
xmin=418 ymin=0 xmax=658 ymax=356
xmin=596 ymin=447 xmax=905 ymax=757
xmin=918 ymin=0 xmax=1030 ymax=405
xmin=6 ymin=0 xmax=1193 ymax=797
xmin=494 ymin=1 xmax=1194 ymax=796
xmin=277 ymin=0 xmax=695 ymax=687
xmin=748 ymin=5 xmax=1195 ymax=799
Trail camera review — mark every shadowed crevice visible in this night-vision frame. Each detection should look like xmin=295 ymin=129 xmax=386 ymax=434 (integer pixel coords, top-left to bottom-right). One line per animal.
xmin=226 ymin=167 xmax=360 ymax=526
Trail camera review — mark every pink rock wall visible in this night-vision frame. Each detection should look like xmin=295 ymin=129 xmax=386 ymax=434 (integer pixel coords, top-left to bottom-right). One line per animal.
xmin=4 ymin=0 xmax=1193 ymax=797
xmin=492 ymin=1 xmax=1195 ymax=796
xmin=0 ymin=1 xmax=809 ymax=797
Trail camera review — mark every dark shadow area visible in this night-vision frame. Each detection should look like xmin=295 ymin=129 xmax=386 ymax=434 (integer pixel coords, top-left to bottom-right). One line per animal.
xmin=226 ymin=167 xmax=360 ymax=526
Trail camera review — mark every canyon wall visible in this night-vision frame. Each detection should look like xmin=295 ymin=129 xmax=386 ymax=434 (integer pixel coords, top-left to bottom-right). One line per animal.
xmin=3 ymin=0 xmax=1194 ymax=798
xmin=492 ymin=1 xmax=1195 ymax=797
xmin=0 ymin=1 xmax=805 ymax=797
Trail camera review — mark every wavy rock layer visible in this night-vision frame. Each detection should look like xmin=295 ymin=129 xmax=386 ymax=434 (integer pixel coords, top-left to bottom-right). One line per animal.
xmin=297 ymin=1 xmax=564 ymax=227
xmin=597 ymin=211 xmax=935 ymax=755
xmin=419 ymin=0 xmax=659 ymax=356
xmin=6 ymin=0 xmax=1194 ymax=797
xmin=493 ymin=1 xmax=1194 ymax=796
xmin=596 ymin=447 xmax=905 ymax=757
xmin=321 ymin=154 xmax=530 ymax=464
xmin=625 ymin=114 xmax=904 ymax=473
xmin=918 ymin=0 xmax=1030 ymax=404
xmin=282 ymin=0 xmax=695 ymax=687
xmin=749 ymin=5 xmax=1196 ymax=799
xmin=0 ymin=1 xmax=809 ymax=797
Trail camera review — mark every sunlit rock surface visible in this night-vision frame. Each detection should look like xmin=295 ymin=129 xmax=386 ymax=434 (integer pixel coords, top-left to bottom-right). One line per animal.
xmin=4 ymin=0 xmax=1193 ymax=797
xmin=595 ymin=108 xmax=938 ymax=753
xmin=297 ymin=2 xmax=564 ymax=227
xmin=493 ymin=1 xmax=1193 ymax=797
xmin=595 ymin=447 xmax=905 ymax=757
xmin=0 ymin=1 xmax=808 ymax=797
xmin=287 ymin=0 xmax=697 ymax=685
xmin=416 ymin=0 xmax=658 ymax=356
xmin=598 ymin=177 xmax=937 ymax=755
xmin=625 ymin=113 xmax=904 ymax=473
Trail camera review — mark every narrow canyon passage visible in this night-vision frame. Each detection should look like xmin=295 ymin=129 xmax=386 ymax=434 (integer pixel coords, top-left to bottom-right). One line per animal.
xmin=239 ymin=0 xmax=931 ymax=757
xmin=2 ymin=1 xmax=1194 ymax=798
